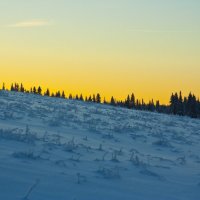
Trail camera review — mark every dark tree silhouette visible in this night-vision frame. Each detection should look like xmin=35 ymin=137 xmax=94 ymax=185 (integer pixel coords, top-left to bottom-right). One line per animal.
xmin=79 ymin=94 xmax=83 ymax=101
xmin=11 ymin=83 xmax=14 ymax=91
xmin=92 ymin=94 xmax=96 ymax=103
xmin=75 ymin=94 xmax=79 ymax=100
xmin=130 ymin=93 xmax=135 ymax=108
xmin=44 ymin=89 xmax=50 ymax=96
xmin=20 ymin=83 xmax=25 ymax=93
xmin=2 ymin=83 xmax=5 ymax=90
xmin=56 ymin=91 xmax=61 ymax=98
xmin=110 ymin=96 xmax=116 ymax=106
xmin=2 ymin=82 xmax=200 ymax=119
xmin=37 ymin=86 xmax=42 ymax=95
xmin=88 ymin=95 xmax=92 ymax=102
xmin=96 ymin=93 xmax=101 ymax=103
xmin=61 ymin=91 xmax=65 ymax=98
xmin=33 ymin=87 xmax=37 ymax=94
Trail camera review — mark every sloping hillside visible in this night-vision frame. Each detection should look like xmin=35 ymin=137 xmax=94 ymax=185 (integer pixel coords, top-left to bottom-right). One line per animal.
xmin=0 ymin=91 xmax=200 ymax=200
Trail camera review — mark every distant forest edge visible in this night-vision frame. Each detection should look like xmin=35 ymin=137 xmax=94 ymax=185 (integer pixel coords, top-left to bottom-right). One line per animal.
xmin=1 ymin=82 xmax=200 ymax=119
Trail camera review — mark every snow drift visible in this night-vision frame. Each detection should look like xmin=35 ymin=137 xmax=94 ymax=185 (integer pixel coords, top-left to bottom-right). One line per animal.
xmin=0 ymin=91 xmax=200 ymax=200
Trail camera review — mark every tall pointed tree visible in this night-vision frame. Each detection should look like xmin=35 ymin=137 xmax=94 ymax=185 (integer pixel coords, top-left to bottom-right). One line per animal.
xmin=96 ymin=93 xmax=101 ymax=103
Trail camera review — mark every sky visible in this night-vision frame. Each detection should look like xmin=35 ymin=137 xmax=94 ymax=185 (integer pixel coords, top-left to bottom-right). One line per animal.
xmin=0 ymin=0 xmax=200 ymax=103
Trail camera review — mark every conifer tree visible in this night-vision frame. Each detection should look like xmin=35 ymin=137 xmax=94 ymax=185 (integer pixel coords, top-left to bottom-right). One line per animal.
xmin=92 ymin=94 xmax=96 ymax=103
xmin=156 ymin=100 xmax=160 ymax=112
xmin=125 ymin=95 xmax=130 ymax=108
xmin=14 ymin=83 xmax=19 ymax=91
xmin=79 ymin=94 xmax=83 ymax=101
xmin=170 ymin=93 xmax=179 ymax=115
xmin=190 ymin=94 xmax=197 ymax=118
xmin=75 ymin=94 xmax=79 ymax=100
xmin=56 ymin=91 xmax=61 ymax=98
xmin=2 ymin=83 xmax=5 ymax=90
xmin=142 ymin=99 xmax=145 ymax=110
xmin=88 ymin=95 xmax=92 ymax=102
xmin=20 ymin=83 xmax=25 ymax=93
xmin=37 ymin=86 xmax=42 ymax=95
xmin=61 ymin=91 xmax=65 ymax=98
xmin=110 ymin=96 xmax=116 ymax=106
xmin=33 ymin=87 xmax=37 ymax=94
xmin=130 ymin=93 xmax=135 ymax=108
xmin=44 ymin=88 xmax=50 ymax=96
xmin=178 ymin=91 xmax=184 ymax=115
xmin=103 ymin=97 xmax=107 ymax=104
xmin=11 ymin=83 xmax=14 ymax=91
xmin=96 ymin=93 xmax=101 ymax=103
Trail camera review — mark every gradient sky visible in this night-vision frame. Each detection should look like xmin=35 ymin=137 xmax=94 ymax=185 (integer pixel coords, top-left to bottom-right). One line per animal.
xmin=0 ymin=0 xmax=200 ymax=103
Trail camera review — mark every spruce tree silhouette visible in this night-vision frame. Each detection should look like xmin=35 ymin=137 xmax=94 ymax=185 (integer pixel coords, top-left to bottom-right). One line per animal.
xmin=56 ymin=91 xmax=61 ymax=98
xmin=37 ymin=86 xmax=42 ymax=95
xmin=125 ymin=95 xmax=130 ymax=108
xmin=61 ymin=91 xmax=65 ymax=98
xmin=96 ymin=93 xmax=101 ymax=103
xmin=2 ymin=83 xmax=5 ymax=90
xmin=79 ymin=94 xmax=83 ymax=101
xmin=45 ymin=89 xmax=50 ymax=96
xmin=2 ymin=82 xmax=200 ymax=119
xmin=33 ymin=87 xmax=37 ymax=94
xmin=88 ymin=95 xmax=92 ymax=102
xmin=11 ymin=83 xmax=14 ymax=91
xmin=20 ymin=83 xmax=25 ymax=93
xmin=110 ymin=96 xmax=116 ymax=106
xmin=92 ymin=94 xmax=96 ymax=103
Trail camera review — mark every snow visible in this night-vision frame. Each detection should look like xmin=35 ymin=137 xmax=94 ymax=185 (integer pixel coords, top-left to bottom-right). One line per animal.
xmin=0 ymin=90 xmax=200 ymax=200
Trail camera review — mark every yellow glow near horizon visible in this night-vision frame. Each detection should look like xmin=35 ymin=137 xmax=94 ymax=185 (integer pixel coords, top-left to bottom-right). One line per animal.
xmin=0 ymin=1 xmax=200 ymax=104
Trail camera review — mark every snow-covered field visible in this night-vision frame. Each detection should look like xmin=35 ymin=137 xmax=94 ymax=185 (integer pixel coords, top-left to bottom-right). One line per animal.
xmin=0 ymin=91 xmax=200 ymax=200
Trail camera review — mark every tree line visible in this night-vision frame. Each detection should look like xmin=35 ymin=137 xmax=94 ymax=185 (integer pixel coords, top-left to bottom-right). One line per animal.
xmin=1 ymin=82 xmax=200 ymax=119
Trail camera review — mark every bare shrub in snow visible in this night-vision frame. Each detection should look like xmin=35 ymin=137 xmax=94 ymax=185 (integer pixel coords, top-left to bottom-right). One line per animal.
xmin=102 ymin=152 xmax=108 ymax=161
xmin=130 ymin=153 xmax=145 ymax=167
xmin=0 ymin=127 xmax=37 ymax=144
xmin=152 ymin=139 xmax=172 ymax=148
xmin=42 ymin=131 xmax=49 ymax=142
xmin=51 ymin=133 xmax=61 ymax=145
xmin=97 ymin=167 xmax=120 ymax=179
xmin=64 ymin=137 xmax=77 ymax=152
xmin=176 ymin=156 xmax=186 ymax=165
xmin=98 ymin=144 xmax=103 ymax=151
xmin=69 ymin=155 xmax=81 ymax=162
xmin=111 ymin=150 xmax=119 ymax=162
xmin=13 ymin=151 xmax=40 ymax=160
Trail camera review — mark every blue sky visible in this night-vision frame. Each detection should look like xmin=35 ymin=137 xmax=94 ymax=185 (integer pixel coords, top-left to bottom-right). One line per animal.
xmin=0 ymin=0 xmax=200 ymax=102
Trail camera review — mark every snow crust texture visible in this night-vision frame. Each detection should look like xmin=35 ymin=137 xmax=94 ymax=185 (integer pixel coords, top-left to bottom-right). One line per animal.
xmin=0 ymin=91 xmax=200 ymax=200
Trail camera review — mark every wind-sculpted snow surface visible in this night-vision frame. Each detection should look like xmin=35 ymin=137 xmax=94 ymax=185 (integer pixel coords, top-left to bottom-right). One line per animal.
xmin=0 ymin=91 xmax=200 ymax=200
